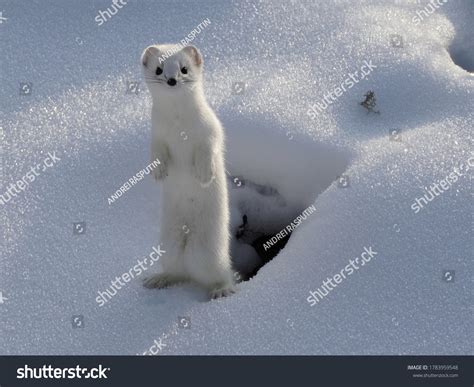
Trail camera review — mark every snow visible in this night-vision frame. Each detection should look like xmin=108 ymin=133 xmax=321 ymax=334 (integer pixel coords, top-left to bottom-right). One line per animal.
xmin=1 ymin=0 xmax=472 ymax=355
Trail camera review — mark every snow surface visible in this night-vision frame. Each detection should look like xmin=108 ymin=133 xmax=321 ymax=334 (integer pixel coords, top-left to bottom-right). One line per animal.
xmin=1 ymin=0 xmax=473 ymax=355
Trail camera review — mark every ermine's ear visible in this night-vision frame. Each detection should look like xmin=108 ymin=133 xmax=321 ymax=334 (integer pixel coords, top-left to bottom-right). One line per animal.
xmin=141 ymin=45 xmax=160 ymax=67
xmin=182 ymin=45 xmax=202 ymax=66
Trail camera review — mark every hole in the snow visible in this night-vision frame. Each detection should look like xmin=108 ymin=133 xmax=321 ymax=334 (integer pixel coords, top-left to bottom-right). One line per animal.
xmin=229 ymin=180 xmax=295 ymax=281
xmin=449 ymin=34 xmax=474 ymax=73
xmin=224 ymin=115 xmax=352 ymax=282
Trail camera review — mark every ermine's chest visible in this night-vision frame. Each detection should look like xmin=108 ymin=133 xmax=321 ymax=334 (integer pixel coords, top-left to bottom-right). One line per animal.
xmin=163 ymin=123 xmax=197 ymax=168
xmin=169 ymin=133 xmax=193 ymax=158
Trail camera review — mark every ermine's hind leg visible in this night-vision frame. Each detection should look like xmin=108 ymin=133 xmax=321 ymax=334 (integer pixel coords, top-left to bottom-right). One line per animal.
xmin=143 ymin=215 xmax=188 ymax=289
xmin=184 ymin=235 xmax=235 ymax=299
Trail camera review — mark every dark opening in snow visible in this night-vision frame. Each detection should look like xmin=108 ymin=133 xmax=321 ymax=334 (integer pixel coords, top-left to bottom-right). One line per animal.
xmin=229 ymin=180 xmax=296 ymax=281
xmin=449 ymin=35 xmax=474 ymax=73
xmin=223 ymin=115 xmax=352 ymax=282
xmin=238 ymin=220 xmax=292 ymax=281
xmin=228 ymin=176 xmax=333 ymax=282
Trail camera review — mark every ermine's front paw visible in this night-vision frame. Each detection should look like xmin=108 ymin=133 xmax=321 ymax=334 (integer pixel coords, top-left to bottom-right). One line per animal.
xmin=150 ymin=141 xmax=170 ymax=181
xmin=152 ymin=160 xmax=168 ymax=180
xmin=194 ymin=162 xmax=214 ymax=185
xmin=193 ymin=149 xmax=215 ymax=185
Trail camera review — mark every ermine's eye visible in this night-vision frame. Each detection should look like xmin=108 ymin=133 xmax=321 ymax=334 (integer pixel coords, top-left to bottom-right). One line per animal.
xmin=181 ymin=67 xmax=188 ymax=74
xmin=156 ymin=67 xmax=163 ymax=75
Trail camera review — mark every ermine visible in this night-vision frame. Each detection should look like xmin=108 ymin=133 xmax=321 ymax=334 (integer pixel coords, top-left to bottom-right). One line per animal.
xmin=141 ymin=44 xmax=235 ymax=299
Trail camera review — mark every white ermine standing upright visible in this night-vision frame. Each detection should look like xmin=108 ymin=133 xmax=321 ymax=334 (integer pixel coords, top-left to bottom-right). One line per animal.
xmin=141 ymin=44 xmax=234 ymax=299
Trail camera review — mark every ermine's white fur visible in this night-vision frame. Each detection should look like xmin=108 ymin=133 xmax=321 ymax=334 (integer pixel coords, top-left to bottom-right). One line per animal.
xmin=141 ymin=44 xmax=234 ymax=299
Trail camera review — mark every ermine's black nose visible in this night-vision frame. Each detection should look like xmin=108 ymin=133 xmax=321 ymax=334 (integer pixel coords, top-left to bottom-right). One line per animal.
xmin=167 ymin=78 xmax=177 ymax=86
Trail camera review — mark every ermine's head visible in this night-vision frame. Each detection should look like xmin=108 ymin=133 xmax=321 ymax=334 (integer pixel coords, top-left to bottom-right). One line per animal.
xmin=141 ymin=44 xmax=203 ymax=98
